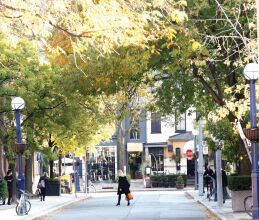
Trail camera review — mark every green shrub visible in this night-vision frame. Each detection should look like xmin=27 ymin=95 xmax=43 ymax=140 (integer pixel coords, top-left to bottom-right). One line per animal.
xmin=0 ymin=180 xmax=8 ymax=200
xmin=176 ymin=176 xmax=184 ymax=185
xmin=48 ymin=177 xmax=60 ymax=184
xmin=228 ymin=175 xmax=251 ymax=191
xmin=150 ymin=174 xmax=187 ymax=187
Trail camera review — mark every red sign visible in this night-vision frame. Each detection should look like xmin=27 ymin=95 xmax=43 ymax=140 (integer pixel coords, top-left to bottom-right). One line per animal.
xmin=186 ymin=149 xmax=193 ymax=159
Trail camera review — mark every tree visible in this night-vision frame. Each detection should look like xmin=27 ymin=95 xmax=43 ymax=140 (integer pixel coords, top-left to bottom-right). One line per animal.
xmin=147 ymin=0 xmax=256 ymax=174
xmin=0 ymin=0 xmax=187 ymax=55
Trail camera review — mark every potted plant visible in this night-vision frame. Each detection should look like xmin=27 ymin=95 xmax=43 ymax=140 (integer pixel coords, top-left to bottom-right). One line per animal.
xmin=46 ymin=177 xmax=61 ymax=196
xmin=228 ymin=175 xmax=251 ymax=212
xmin=176 ymin=175 xmax=184 ymax=189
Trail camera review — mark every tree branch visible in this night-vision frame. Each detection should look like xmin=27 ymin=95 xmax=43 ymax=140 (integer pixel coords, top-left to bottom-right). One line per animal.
xmin=192 ymin=64 xmax=225 ymax=106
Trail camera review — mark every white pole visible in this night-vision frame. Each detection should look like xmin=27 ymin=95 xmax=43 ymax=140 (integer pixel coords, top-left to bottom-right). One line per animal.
xmin=198 ymin=119 xmax=204 ymax=196
xmin=216 ymin=150 xmax=223 ymax=207
xmin=256 ymin=0 xmax=259 ymax=62
xmin=73 ymin=153 xmax=77 ymax=198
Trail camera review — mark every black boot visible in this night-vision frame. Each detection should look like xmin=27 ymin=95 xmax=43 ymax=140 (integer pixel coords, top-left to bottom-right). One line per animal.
xmin=2 ymin=200 xmax=5 ymax=205
xmin=116 ymin=195 xmax=121 ymax=206
xmin=127 ymin=201 xmax=130 ymax=206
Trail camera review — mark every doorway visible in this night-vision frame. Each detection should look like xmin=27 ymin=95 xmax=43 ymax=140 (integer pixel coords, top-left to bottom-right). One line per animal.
xmin=128 ymin=152 xmax=142 ymax=179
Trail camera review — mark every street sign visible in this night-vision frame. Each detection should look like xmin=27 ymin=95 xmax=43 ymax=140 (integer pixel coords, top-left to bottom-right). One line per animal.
xmin=203 ymin=146 xmax=208 ymax=155
xmin=186 ymin=149 xmax=193 ymax=159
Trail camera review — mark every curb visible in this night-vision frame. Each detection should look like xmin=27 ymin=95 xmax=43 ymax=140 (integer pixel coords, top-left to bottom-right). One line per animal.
xmin=30 ymin=196 xmax=89 ymax=220
xmin=185 ymin=192 xmax=227 ymax=220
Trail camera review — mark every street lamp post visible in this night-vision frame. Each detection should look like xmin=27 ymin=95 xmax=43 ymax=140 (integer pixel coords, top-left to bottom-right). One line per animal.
xmin=11 ymin=97 xmax=25 ymax=193
xmin=193 ymin=130 xmax=198 ymax=190
xmin=243 ymin=62 xmax=259 ymax=219
xmin=198 ymin=118 xmax=204 ymax=196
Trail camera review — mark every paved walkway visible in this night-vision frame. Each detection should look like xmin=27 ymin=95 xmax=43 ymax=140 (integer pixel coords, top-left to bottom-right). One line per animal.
xmin=0 ymin=193 xmax=88 ymax=220
xmin=186 ymin=190 xmax=251 ymax=220
xmin=0 ymin=180 xmax=253 ymax=220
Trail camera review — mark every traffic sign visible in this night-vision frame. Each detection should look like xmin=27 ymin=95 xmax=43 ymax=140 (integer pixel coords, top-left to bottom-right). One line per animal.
xmin=186 ymin=149 xmax=193 ymax=159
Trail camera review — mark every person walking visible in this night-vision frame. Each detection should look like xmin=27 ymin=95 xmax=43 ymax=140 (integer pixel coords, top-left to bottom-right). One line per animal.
xmin=203 ymin=165 xmax=215 ymax=194
xmin=4 ymin=169 xmax=14 ymax=205
xmin=116 ymin=170 xmax=130 ymax=206
xmin=222 ymin=169 xmax=228 ymax=203
xmin=38 ymin=172 xmax=48 ymax=202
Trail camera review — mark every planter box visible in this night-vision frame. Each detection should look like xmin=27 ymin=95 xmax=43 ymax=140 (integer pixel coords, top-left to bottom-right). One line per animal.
xmin=231 ymin=190 xmax=252 ymax=212
xmin=46 ymin=183 xmax=61 ymax=196
xmin=176 ymin=184 xmax=184 ymax=189
xmin=243 ymin=128 xmax=259 ymax=142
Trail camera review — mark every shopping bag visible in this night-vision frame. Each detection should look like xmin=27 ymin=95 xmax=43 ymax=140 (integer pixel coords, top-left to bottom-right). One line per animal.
xmin=126 ymin=192 xmax=133 ymax=200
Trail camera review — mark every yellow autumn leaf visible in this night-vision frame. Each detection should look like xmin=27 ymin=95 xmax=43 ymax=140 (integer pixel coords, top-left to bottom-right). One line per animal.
xmin=192 ymin=41 xmax=202 ymax=50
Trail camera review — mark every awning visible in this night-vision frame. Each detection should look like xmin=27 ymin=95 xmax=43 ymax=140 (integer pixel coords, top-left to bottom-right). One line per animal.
xmin=127 ymin=143 xmax=143 ymax=152
xmin=144 ymin=142 xmax=167 ymax=148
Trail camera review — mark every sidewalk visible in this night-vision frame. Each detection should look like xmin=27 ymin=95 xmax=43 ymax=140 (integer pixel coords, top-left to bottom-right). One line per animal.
xmin=0 ymin=193 xmax=88 ymax=220
xmin=186 ymin=190 xmax=252 ymax=220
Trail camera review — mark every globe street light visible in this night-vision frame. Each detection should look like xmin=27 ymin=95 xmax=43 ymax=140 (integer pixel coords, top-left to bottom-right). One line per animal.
xmin=11 ymin=97 xmax=25 ymax=193
xmin=243 ymin=62 xmax=259 ymax=219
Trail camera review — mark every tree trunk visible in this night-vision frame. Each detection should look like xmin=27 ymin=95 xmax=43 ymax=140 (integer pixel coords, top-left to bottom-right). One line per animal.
xmin=49 ymin=160 xmax=54 ymax=178
xmin=58 ymin=154 xmax=62 ymax=176
xmin=239 ymin=141 xmax=251 ymax=175
xmin=10 ymin=164 xmax=17 ymax=202
xmin=25 ymin=155 xmax=33 ymax=193
xmin=0 ymin=146 xmax=4 ymax=178
xmin=117 ymin=120 xmax=128 ymax=172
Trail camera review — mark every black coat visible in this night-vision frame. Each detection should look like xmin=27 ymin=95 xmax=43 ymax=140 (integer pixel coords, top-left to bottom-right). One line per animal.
xmin=203 ymin=168 xmax=215 ymax=184
xmin=117 ymin=176 xmax=130 ymax=195
xmin=4 ymin=175 xmax=14 ymax=190
xmin=38 ymin=175 xmax=48 ymax=189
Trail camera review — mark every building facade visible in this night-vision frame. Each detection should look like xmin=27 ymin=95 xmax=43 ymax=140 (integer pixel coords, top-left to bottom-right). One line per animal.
xmin=91 ymin=110 xmax=197 ymax=181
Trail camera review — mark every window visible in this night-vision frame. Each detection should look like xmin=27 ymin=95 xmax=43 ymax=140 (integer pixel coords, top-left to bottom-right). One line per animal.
xmin=130 ymin=117 xmax=140 ymax=140
xmin=176 ymin=148 xmax=181 ymax=157
xmin=175 ymin=113 xmax=186 ymax=132
xmin=130 ymin=128 xmax=140 ymax=140
xmin=175 ymin=147 xmax=181 ymax=171
xmin=149 ymin=147 xmax=164 ymax=171
xmin=151 ymin=112 xmax=161 ymax=133
xmin=168 ymin=145 xmax=173 ymax=152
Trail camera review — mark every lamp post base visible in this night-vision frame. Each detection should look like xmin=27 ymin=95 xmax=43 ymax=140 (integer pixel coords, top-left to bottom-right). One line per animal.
xmin=251 ymin=170 xmax=259 ymax=219
xmin=17 ymin=175 xmax=25 ymax=197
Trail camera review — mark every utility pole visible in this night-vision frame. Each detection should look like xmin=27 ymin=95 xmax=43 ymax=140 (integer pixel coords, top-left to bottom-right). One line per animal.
xmin=194 ymin=134 xmax=198 ymax=190
xmin=216 ymin=149 xmax=223 ymax=207
xmin=72 ymin=153 xmax=77 ymax=198
xmin=198 ymin=119 xmax=204 ymax=196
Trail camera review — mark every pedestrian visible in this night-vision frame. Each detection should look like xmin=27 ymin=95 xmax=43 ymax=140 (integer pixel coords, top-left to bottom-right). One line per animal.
xmin=38 ymin=172 xmax=48 ymax=202
xmin=214 ymin=169 xmax=228 ymax=203
xmin=116 ymin=170 xmax=131 ymax=206
xmin=222 ymin=169 xmax=228 ymax=203
xmin=203 ymin=165 xmax=215 ymax=194
xmin=4 ymin=169 xmax=14 ymax=205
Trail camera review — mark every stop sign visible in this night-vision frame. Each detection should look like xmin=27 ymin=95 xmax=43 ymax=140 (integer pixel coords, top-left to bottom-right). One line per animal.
xmin=186 ymin=149 xmax=193 ymax=159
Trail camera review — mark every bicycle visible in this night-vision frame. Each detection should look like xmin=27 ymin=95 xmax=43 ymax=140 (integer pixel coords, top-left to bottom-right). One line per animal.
xmin=89 ymin=180 xmax=96 ymax=193
xmin=16 ymin=190 xmax=31 ymax=216
xmin=204 ymin=175 xmax=215 ymax=201
xmin=244 ymin=195 xmax=252 ymax=217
